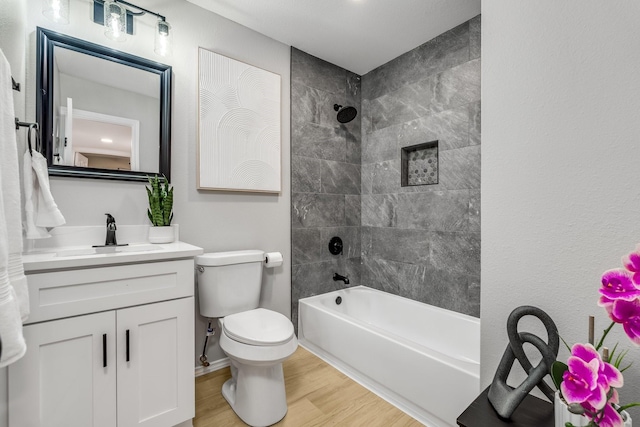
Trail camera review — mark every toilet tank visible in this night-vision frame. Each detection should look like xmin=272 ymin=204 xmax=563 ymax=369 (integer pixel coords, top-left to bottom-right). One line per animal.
xmin=196 ymin=250 xmax=265 ymax=318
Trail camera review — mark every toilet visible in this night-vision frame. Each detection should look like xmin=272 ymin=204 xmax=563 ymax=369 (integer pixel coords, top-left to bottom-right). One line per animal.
xmin=196 ymin=250 xmax=298 ymax=427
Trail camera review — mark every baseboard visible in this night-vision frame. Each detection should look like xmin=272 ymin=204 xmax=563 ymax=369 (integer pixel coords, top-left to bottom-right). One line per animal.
xmin=194 ymin=357 xmax=230 ymax=377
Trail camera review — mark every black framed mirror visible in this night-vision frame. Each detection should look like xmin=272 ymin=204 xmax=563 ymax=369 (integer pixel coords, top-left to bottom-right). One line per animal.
xmin=36 ymin=27 xmax=171 ymax=182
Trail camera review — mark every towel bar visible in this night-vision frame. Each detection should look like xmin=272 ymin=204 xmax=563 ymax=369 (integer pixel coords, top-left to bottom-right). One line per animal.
xmin=14 ymin=119 xmax=40 ymax=155
xmin=15 ymin=118 xmax=38 ymax=130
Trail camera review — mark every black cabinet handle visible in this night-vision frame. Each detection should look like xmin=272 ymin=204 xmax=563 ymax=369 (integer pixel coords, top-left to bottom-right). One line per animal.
xmin=126 ymin=329 xmax=130 ymax=362
xmin=102 ymin=334 xmax=107 ymax=367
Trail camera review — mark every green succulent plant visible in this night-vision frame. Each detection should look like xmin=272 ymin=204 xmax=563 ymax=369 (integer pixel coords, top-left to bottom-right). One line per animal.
xmin=146 ymin=175 xmax=173 ymax=226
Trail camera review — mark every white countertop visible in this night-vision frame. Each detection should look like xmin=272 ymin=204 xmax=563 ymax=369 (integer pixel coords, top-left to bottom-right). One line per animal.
xmin=22 ymin=225 xmax=203 ymax=272
xmin=23 ymin=241 xmax=204 ymax=272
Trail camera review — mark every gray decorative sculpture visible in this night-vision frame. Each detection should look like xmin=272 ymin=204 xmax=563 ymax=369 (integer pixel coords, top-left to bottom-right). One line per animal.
xmin=488 ymin=305 xmax=559 ymax=419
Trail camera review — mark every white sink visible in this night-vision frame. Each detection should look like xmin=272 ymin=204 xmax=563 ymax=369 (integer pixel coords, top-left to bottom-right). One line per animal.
xmin=55 ymin=244 xmax=161 ymax=257
xmin=55 ymin=248 xmax=97 ymax=257
xmin=117 ymin=244 xmax=160 ymax=252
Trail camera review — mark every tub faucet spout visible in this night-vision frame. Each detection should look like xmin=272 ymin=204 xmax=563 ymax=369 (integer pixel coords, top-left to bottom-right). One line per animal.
xmin=333 ymin=273 xmax=350 ymax=284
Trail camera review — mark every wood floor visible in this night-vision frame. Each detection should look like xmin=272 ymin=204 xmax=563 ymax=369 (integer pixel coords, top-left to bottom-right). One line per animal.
xmin=194 ymin=346 xmax=423 ymax=427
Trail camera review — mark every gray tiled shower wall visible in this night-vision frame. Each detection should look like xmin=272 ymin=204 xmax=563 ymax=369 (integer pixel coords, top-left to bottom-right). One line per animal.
xmin=291 ymin=47 xmax=362 ymax=328
xmin=291 ymin=15 xmax=481 ymax=325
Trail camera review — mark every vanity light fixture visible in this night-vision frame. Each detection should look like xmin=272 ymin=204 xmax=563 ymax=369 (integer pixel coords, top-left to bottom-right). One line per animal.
xmin=104 ymin=1 xmax=127 ymax=42
xmin=42 ymin=0 xmax=70 ymax=24
xmin=92 ymin=0 xmax=173 ymax=57
xmin=155 ymin=19 xmax=171 ymax=57
xmin=100 ymin=138 xmax=113 ymax=143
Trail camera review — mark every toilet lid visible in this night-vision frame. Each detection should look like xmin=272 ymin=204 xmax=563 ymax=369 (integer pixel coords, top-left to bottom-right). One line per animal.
xmin=223 ymin=308 xmax=294 ymax=346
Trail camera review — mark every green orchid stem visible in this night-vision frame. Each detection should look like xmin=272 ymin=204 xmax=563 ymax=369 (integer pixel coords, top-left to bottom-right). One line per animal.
xmin=595 ymin=322 xmax=616 ymax=351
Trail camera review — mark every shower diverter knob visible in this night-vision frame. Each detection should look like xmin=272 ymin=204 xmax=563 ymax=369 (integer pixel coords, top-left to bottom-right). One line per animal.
xmin=328 ymin=236 xmax=343 ymax=255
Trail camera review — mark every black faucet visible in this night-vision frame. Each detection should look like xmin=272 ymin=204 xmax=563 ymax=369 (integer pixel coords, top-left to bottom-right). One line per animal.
xmin=105 ymin=213 xmax=117 ymax=246
xmin=333 ymin=273 xmax=350 ymax=284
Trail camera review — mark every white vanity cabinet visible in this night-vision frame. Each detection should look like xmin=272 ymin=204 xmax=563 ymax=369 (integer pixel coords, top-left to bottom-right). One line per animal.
xmin=9 ymin=243 xmax=202 ymax=427
xmin=11 ymin=311 xmax=118 ymax=427
xmin=116 ymin=298 xmax=193 ymax=427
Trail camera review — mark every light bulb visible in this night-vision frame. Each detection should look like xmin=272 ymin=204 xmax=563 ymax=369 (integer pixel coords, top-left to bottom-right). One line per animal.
xmin=104 ymin=1 xmax=127 ymax=42
xmin=154 ymin=20 xmax=172 ymax=57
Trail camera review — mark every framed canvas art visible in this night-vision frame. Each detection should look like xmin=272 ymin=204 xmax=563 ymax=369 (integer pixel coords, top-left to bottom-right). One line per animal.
xmin=197 ymin=48 xmax=281 ymax=192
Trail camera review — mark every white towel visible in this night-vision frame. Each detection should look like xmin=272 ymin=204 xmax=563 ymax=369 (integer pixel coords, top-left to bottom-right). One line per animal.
xmin=24 ymin=149 xmax=66 ymax=238
xmin=0 ymin=48 xmax=27 ymax=367
xmin=32 ymin=149 xmax=65 ymax=228
xmin=23 ymin=149 xmax=49 ymax=238
xmin=0 ymin=272 xmax=26 ymax=367
xmin=9 ymin=253 xmax=29 ymax=321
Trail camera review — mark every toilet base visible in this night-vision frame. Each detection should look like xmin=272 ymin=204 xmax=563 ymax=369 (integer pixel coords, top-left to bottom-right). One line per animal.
xmin=222 ymin=360 xmax=288 ymax=427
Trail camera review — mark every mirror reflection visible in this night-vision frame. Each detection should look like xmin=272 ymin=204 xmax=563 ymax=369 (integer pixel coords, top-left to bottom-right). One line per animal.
xmin=37 ymin=27 xmax=172 ymax=181
xmin=52 ymin=46 xmax=160 ymax=171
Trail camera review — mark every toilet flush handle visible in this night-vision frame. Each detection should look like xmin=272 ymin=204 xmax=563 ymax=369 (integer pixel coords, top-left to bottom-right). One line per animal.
xmin=197 ymin=266 xmax=204 ymax=273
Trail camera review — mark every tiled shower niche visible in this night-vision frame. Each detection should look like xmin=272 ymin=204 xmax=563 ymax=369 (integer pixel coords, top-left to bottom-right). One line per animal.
xmin=401 ymin=141 xmax=439 ymax=186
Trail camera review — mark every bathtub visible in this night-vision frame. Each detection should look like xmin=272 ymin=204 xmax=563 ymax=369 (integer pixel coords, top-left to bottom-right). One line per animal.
xmin=298 ymin=286 xmax=480 ymax=427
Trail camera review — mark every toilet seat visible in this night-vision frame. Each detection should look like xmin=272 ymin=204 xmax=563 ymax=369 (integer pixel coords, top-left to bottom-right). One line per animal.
xmin=223 ymin=308 xmax=294 ymax=346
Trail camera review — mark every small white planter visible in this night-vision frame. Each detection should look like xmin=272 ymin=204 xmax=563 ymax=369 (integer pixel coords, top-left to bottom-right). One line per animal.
xmin=148 ymin=225 xmax=174 ymax=244
xmin=555 ymin=392 xmax=632 ymax=427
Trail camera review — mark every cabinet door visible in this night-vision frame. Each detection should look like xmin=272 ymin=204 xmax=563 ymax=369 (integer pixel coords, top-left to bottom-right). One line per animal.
xmin=116 ymin=297 xmax=194 ymax=427
xmin=8 ymin=311 xmax=117 ymax=427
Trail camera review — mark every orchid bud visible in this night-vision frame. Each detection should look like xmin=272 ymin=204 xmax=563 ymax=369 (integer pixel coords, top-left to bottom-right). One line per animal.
xmin=567 ymin=403 xmax=585 ymax=415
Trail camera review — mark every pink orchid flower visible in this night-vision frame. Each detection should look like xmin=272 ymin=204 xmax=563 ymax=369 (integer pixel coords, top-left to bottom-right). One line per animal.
xmin=600 ymin=269 xmax=640 ymax=302
xmin=623 ymin=249 xmax=640 ymax=283
xmin=561 ymin=344 xmax=623 ymax=411
xmin=581 ymin=390 xmax=624 ymax=427
xmin=597 ymin=403 xmax=625 ymax=427
xmin=598 ymin=295 xmax=614 ymax=314
xmin=610 ymin=299 xmax=640 ymax=345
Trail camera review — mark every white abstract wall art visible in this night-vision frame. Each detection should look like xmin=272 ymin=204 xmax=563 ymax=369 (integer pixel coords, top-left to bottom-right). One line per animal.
xmin=197 ymin=48 xmax=281 ymax=192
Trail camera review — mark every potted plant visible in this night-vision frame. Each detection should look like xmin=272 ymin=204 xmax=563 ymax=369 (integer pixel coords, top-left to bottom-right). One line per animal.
xmin=550 ymin=247 xmax=640 ymax=427
xmin=146 ymin=174 xmax=174 ymax=243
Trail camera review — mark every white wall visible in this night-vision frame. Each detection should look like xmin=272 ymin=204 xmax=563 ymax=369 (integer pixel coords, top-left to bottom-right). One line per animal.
xmin=482 ymin=0 xmax=640 ymax=418
xmin=0 ymin=1 xmax=290 ymax=413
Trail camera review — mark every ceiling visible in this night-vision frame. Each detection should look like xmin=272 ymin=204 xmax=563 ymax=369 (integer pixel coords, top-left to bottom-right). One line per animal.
xmin=73 ymin=118 xmax=132 ymax=157
xmin=186 ymin=0 xmax=481 ymax=75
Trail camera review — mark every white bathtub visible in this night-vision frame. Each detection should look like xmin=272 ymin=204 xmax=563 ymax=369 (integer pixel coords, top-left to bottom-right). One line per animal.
xmin=298 ymin=286 xmax=480 ymax=427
